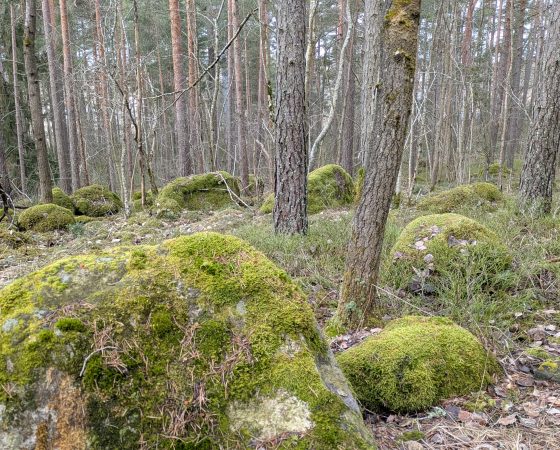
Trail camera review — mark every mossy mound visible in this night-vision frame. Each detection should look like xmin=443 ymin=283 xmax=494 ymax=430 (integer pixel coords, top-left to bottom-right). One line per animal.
xmin=71 ymin=185 xmax=123 ymax=217
xmin=132 ymin=190 xmax=155 ymax=212
xmin=384 ymin=213 xmax=511 ymax=296
xmin=17 ymin=204 xmax=75 ymax=232
xmin=0 ymin=228 xmax=30 ymax=249
xmin=156 ymin=172 xmax=240 ymax=215
xmin=51 ymin=187 xmax=74 ymax=211
xmin=0 ymin=233 xmax=373 ymax=449
xmin=260 ymin=164 xmax=355 ymax=214
xmin=337 ymin=316 xmax=500 ymax=413
xmin=417 ymin=182 xmax=503 ymax=214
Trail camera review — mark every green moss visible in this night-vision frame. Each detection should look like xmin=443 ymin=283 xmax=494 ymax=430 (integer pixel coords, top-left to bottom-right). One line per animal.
xmin=261 ymin=164 xmax=355 ymax=215
xmin=337 ymin=316 xmax=500 ymax=413
xmin=0 ymin=228 xmax=30 ymax=249
xmin=397 ymin=431 xmax=425 ymax=442
xmin=156 ymin=172 xmax=240 ymax=214
xmin=383 ymin=213 xmax=512 ymax=303
xmin=74 ymin=215 xmax=99 ymax=224
xmin=0 ymin=232 xmax=373 ymax=448
xmin=17 ymin=204 xmax=75 ymax=232
xmin=418 ymin=183 xmax=503 ymax=214
xmin=132 ymin=190 xmax=155 ymax=212
xmin=71 ymin=185 xmax=123 ymax=217
xmin=51 ymin=187 xmax=74 ymax=211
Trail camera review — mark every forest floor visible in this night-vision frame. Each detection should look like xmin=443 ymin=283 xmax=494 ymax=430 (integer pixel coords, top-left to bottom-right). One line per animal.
xmin=1 ymin=198 xmax=559 ymax=449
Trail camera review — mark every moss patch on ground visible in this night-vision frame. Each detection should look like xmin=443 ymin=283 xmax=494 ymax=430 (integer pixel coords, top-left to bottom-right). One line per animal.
xmin=417 ymin=182 xmax=503 ymax=214
xmin=0 ymin=232 xmax=373 ymax=449
xmin=17 ymin=204 xmax=75 ymax=232
xmin=71 ymin=185 xmax=123 ymax=217
xmin=261 ymin=164 xmax=355 ymax=214
xmin=337 ymin=316 xmax=500 ymax=413
xmin=51 ymin=187 xmax=74 ymax=211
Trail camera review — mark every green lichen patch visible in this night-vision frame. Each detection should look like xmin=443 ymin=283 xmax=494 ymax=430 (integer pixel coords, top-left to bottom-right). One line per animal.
xmin=337 ymin=316 xmax=500 ymax=413
xmin=0 ymin=232 xmax=374 ymax=449
xmin=51 ymin=187 xmax=74 ymax=212
xmin=383 ymin=213 xmax=511 ymax=300
xmin=417 ymin=183 xmax=503 ymax=214
xmin=156 ymin=172 xmax=240 ymax=215
xmin=71 ymin=185 xmax=123 ymax=217
xmin=260 ymin=164 xmax=355 ymax=215
xmin=17 ymin=204 xmax=75 ymax=232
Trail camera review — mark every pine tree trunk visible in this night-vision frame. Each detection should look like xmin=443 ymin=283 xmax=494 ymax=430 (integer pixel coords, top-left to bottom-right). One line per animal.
xmin=23 ymin=0 xmax=53 ymax=203
xmin=338 ymin=0 xmax=422 ymax=327
xmin=519 ymin=2 xmax=559 ymax=216
xmin=273 ymin=0 xmax=308 ymax=235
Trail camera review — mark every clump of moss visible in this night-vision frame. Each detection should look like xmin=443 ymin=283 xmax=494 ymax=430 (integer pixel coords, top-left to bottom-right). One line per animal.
xmin=51 ymin=187 xmax=74 ymax=211
xmin=417 ymin=182 xmax=503 ymax=214
xmin=132 ymin=190 xmax=155 ymax=212
xmin=487 ymin=162 xmax=512 ymax=176
xmin=17 ymin=204 xmax=75 ymax=232
xmin=71 ymin=185 xmax=123 ymax=217
xmin=383 ymin=213 xmax=511 ymax=298
xmin=397 ymin=430 xmax=425 ymax=442
xmin=0 ymin=232 xmax=373 ymax=448
xmin=155 ymin=172 xmax=240 ymax=216
xmin=261 ymin=164 xmax=355 ymax=214
xmin=337 ymin=316 xmax=500 ymax=413
xmin=0 ymin=228 xmax=30 ymax=249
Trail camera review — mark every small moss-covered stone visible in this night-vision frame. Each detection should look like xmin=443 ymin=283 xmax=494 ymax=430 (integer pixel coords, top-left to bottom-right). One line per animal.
xmin=51 ymin=187 xmax=74 ymax=211
xmin=71 ymin=185 xmax=123 ymax=217
xmin=417 ymin=183 xmax=503 ymax=214
xmin=17 ymin=204 xmax=75 ymax=232
xmin=0 ymin=228 xmax=30 ymax=249
xmin=156 ymin=172 xmax=240 ymax=214
xmin=337 ymin=316 xmax=500 ymax=413
xmin=0 ymin=232 xmax=373 ymax=448
xmin=260 ymin=164 xmax=355 ymax=214
xmin=384 ymin=213 xmax=511 ymax=296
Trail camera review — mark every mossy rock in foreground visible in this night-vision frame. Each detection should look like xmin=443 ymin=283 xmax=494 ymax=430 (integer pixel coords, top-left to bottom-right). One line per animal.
xmin=261 ymin=164 xmax=355 ymax=214
xmin=383 ymin=213 xmax=511 ymax=296
xmin=51 ymin=187 xmax=74 ymax=211
xmin=417 ymin=182 xmax=503 ymax=214
xmin=155 ymin=172 xmax=240 ymax=216
xmin=71 ymin=185 xmax=123 ymax=217
xmin=337 ymin=316 xmax=500 ymax=413
xmin=17 ymin=204 xmax=75 ymax=232
xmin=0 ymin=232 xmax=373 ymax=449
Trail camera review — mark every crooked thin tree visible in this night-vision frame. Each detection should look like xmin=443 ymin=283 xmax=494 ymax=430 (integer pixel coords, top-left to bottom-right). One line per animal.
xmin=338 ymin=0 xmax=422 ymax=327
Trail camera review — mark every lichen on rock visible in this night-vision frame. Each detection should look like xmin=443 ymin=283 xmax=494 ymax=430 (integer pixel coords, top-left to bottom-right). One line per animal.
xmin=17 ymin=203 xmax=75 ymax=232
xmin=71 ymin=185 xmax=123 ymax=217
xmin=0 ymin=232 xmax=373 ymax=449
xmin=417 ymin=182 xmax=503 ymax=214
xmin=337 ymin=316 xmax=500 ymax=413
xmin=260 ymin=164 xmax=355 ymax=214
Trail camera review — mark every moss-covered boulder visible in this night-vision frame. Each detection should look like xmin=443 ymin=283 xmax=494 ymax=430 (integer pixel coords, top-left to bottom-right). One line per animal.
xmin=155 ymin=172 xmax=240 ymax=216
xmin=260 ymin=164 xmax=355 ymax=214
xmin=0 ymin=228 xmax=30 ymax=249
xmin=417 ymin=182 xmax=503 ymax=214
xmin=71 ymin=185 xmax=123 ymax=217
xmin=384 ymin=213 xmax=511 ymax=297
xmin=337 ymin=316 xmax=500 ymax=413
xmin=0 ymin=233 xmax=373 ymax=449
xmin=17 ymin=204 xmax=75 ymax=232
xmin=51 ymin=187 xmax=74 ymax=212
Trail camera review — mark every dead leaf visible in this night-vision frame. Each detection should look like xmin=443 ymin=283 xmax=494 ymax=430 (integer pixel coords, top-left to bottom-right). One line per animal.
xmin=458 ymin=410 xmax=473 ymax=423
xmin=496 ymin=414 xmax=517 ymax=426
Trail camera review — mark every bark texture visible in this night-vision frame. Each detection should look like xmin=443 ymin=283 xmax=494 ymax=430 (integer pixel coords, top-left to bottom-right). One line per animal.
xmin=519 ymin=3 xmax=560 ymax=216
xmin=273 ymin=0 xmax=308 ymax=235
xmin=338 ymin=0 xmax=422 ymax=327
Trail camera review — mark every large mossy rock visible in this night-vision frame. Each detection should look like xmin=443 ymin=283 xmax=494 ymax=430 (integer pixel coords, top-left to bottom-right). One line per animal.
xmin=384 ymin=213 xmax=511 ymax=296
xmin=337 ymin=316 xmax=500 ymax=413
xmin=261 ymin=164 xmax=356 ymax=214
xmin=51 ymin=187 xmax=74 ymax=212
xmin=71 ymin=185 xmax=123 ymax=217
xmin=417 ymin=182 xmax=503 ymax=214
xmin=155 ymin=172 xmax=240 ymax=215
xmin=0 ymin=233 xmax=373 ymax=449
xmin=17 ymin=204 xmax=75 ymax=232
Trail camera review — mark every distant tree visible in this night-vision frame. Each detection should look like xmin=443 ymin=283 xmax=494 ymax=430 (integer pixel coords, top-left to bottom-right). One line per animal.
xmin=338 ymin=0 xmax=422 ymax=327
xmin=23 ymin=0 xmax=53 ymax=203
xmin=273 ymin=0 xmax=308 ymax=235
xmin=519 ymin=1 xmax=560 ymax=216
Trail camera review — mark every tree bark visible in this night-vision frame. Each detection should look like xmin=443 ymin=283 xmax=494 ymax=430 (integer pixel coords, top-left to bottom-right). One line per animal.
xmin=23 ymin=0 xmax=53 ymax=203
xmin=338 ymin=0 xmax=422 ymax=327
xmin=273 ymin=0 xmax=308 ymax=235
xmin=519 ymin=2 xmax=559 ymax=216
